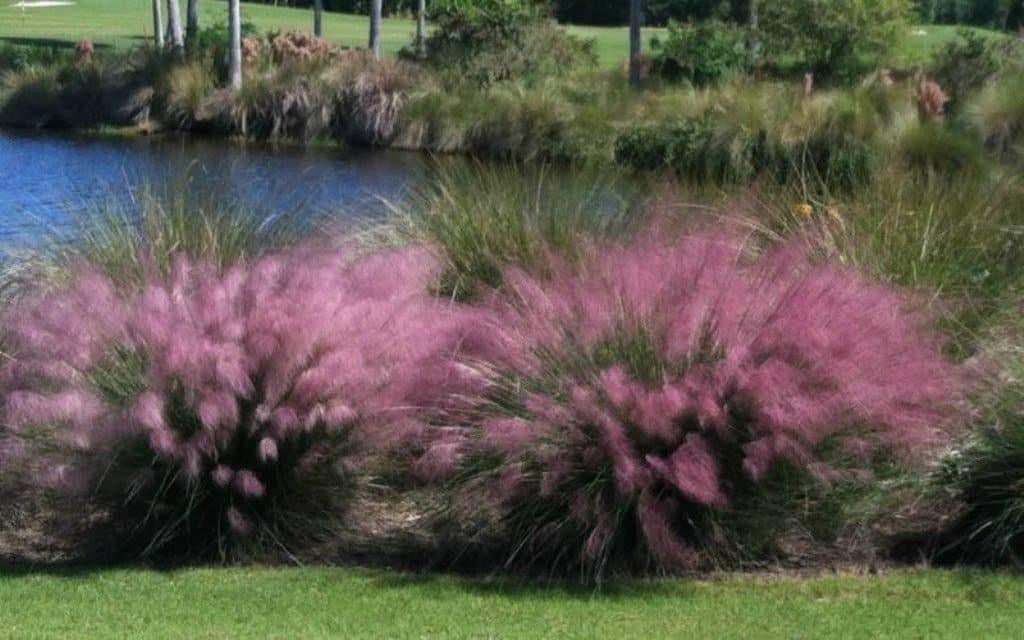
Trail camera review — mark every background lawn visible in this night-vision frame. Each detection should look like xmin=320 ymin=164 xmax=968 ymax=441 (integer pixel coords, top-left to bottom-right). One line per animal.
xmin=0 ymin=567 xmax=1023 ymax=639
xmin=0 ymin=0 xmax=1006 ymax=69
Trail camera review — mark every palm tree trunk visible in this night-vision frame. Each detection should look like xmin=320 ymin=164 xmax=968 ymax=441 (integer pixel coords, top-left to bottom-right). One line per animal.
xmin=416 ymin=0 xmax=427 ymax=58
xmin=228 ymin=0 xmax=242 ymax=90
xmin=186 ymin=0 xmax=200 ymax=49
xmin=166 ymin=0 xmax=185 ymax=57
xmin=369 ymin=0 xmax=383 ymax=59
xmin=313 ymin=0 xmax=324 ymax=37
xmin=152 ymin=0 xmax=165 ymax=50
xmin=629 ymin=0 xmax=642 ymax=87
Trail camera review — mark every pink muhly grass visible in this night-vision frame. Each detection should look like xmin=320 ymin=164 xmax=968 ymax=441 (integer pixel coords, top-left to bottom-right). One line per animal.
xmin=0 ymin=244 xmax=483 ymax=558
xmin=454 ymin=229 xmax=964 ymax=577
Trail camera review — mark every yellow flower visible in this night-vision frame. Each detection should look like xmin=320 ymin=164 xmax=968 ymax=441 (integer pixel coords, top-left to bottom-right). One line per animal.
xmin=796 ymin=203 xmax=814 ymax=219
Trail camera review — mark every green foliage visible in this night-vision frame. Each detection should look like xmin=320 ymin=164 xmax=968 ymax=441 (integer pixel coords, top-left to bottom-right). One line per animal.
xmin=87 ymin=346 xmax=149 ymax=409
xmin=615 ymin=106 xmax=877 ymax=190
xmin=35 ymin=177 xmax=309 ymax=288
xmin=423 ymin=0 xmax=596 ymax=86
xmin=614 ymin=126 xmax=673 ymax=171
xmin=0 ymin=43 xmax=70 ymax=72
xmin=190 ymin=20 xmax=260 ymax=59
xmin=760 ymin=0 xmax=912 ymax=77
xmin=915 ymin=0 xmax=1023 ymax=29
xmin=388 ymin=162 xmax=641 ymax=300
xmin=770 ymin=166 xmax=1024 ymax=352
xmin=899 ymin=122 xmax=986 ymax=173
xmin=929 ymin=28 xmax=1006 ymax=113
xmin=650 ymin=21 xmax=753 ymax=86
xmin=968 ymin=73 xmax=1024 ymax=160
xmin=942 ymin=339 xmax=1024 ymax=564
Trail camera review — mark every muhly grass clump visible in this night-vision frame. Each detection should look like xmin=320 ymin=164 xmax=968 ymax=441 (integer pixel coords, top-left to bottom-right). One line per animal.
xmin=21 ymin=180 xmax=312 ymax=292
xmin=937 ymin=320 xmax=1024 ymax=565
xmin=744 ymin=148 xmax=1024 ymax=358
xmin=0 ymin=244 xmax=486 ymax=560
xmin=389 ymin=162 xmax=645 ymax=300
xmin=968 ymin=74 xmax=1024 ymax=161
xmin=421 ymin=229 xmax=964 ymax=580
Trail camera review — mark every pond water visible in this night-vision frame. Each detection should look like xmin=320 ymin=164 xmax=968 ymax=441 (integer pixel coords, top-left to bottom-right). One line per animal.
xmin=0 ymin=129 xmax=428 ymax=245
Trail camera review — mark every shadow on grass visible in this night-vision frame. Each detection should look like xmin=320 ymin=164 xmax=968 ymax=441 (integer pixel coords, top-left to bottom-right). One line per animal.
xmin=945 ymin=568 xmax=1024 ymax=604
xmin=364 ymin=568 xmax=695 ymax=600
xmin=0 ymin=559 xmax=696 ymax=600
xmin=0 ymin=562 xmax=133 ymax=581
xmin=0 ymin=37 xmax=113 ymax=50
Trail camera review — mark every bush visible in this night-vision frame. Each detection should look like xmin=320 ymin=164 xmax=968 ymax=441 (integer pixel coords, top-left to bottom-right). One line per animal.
xmin=968 ymin=74 xmax=1024 ymax=160
xmin=615 ymin=120 xmax=758 ymax=184
xmin=760 ymin=0 xmax=912 ymax=78
xmin=190 ymin=20 xmax=260 ymax=61
xmin=31 ymin=180 xmax=309 ymax=289
xmin=268 ymin=32 xmax=340 ymax=65
xmin=426 ymin=230 xmax=963 ymax=579
xmin=0 ymin=44 xmax=70 ymax=72
xmin=614 ymin=126 xmax=673 ymax=171
xmin=391 ymin=162 xmax=640 ymax=300
xmin=898 ymin=122 xmax=986 ymax=174
xmin=650 ymin=21 xmax=752 ymax=86
xmin=615 ymin=109 xmax=873 ymax=189
xmin=939 ymin=334 xmax=1024 ymax=564
xmin=0 ymin=246 xmax=483 ymax=560
xmin=198 ymin=52 xmax=414 ymax=145
xmin=423 ymin=0 xmax=596 ymax=86
xmin=928 ymin=29 xmax=1004 ymax=115
xmin=0 ymin=52 xmax=160 ymax=129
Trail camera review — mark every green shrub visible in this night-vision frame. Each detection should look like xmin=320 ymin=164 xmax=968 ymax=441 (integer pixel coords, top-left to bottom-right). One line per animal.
xmin=898 ymin=122 xmax=986 ymax=174
xmin=940 ymin=337 xmax=1024 ymax=564
xmin=760 ymin=0 xmax=912 ymax=78
xmin=650 ymin=21 xmax=752 ymax=86
xmin=614 ymin=125 xmax=672 ymax=171
xmin=615 ymin=119 xmax=759 ymax=184
xmin=968 ymin=74 xmax=1024 ymax=161
xmin=772 ymin=164 xmax=1024 ymax=353
xmin=0 ymin=43 xmax=70 ymax=72
xmin=928 ymin=28 xmax=1009 ymax=115
xmin=423 ymin=0 xmax=596 ymax=87
xmin=389 ymin=162 xmax=641 ymax=300
xmin=31 ymin=177 xmax=310 ymax=289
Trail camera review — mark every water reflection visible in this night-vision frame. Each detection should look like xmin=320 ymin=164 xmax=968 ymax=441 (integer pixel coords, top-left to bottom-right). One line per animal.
xmin=0 ymin=129 xmax=426 ymax=244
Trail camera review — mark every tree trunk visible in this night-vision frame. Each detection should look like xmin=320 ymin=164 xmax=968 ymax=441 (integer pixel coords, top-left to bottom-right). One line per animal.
xmin=228 ymin=0 xmax=242 ymax=90
xmin=369 ymin=0 xmax=383 ymax=59
xmin=313 ymin=0 xmax=324 ymax=37
xmin=186 ymin=0 xmax=200 ymax=49
xmin=629 ymin=0 xmax=642 ymax=87
xmin=166 ymin=0 xmax=185 ymax=58
xmin=152 ymin=0 xmax=165 ymax=50
xmin=747 ymin=0 xmax=760 ymax=60
xmin=416 ymin=0 xmax=427 ymax=58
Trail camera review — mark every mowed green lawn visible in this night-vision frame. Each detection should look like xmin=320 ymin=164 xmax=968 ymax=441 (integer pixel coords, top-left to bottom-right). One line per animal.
xmin=0 ymin=0 xmax=1005 ymax=69
xmin=0 ymin=0 xmax=653 ymax=67
xmin=1 ymin=567 xmax=1023 ymax=639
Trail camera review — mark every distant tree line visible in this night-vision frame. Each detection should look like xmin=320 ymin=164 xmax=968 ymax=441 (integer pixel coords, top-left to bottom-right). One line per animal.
xmin=244 ymin=0 xmax=1022 ymax=29
xmin=914 ymin=0 xmax=1023 ymax=29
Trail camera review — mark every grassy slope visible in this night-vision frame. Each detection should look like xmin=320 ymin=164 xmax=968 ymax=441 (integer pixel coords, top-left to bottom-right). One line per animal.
xmin=0 ymin=1 xmax=1005 ymax=68
xmin=1 ymin=567 xmax=1024 ymax=639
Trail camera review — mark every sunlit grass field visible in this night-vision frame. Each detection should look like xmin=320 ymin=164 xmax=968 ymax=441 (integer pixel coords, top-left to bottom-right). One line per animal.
xmin=0 ymin=0 xmax=1005 ymax=68
xmin=2 ymin=567 xmax=1023 ymax=639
